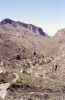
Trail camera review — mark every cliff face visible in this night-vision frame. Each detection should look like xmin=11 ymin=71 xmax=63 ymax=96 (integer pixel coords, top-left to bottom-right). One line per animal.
xmin=0 ymin=18 xmax=47 ymax=36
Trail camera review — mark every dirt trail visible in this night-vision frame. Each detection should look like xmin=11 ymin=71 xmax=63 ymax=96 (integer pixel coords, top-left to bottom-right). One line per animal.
xmin=0 ymin=73 xmax=19 ymax=99
xmin=0 ymin=83 xmax=10 ymax=99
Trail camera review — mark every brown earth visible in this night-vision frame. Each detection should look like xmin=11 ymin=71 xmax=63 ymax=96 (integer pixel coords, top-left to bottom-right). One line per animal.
xmin=0 ymin=19 xmax=65 ymax=100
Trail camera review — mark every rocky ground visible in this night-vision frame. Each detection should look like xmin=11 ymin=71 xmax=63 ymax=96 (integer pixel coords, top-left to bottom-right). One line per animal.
xmin=0 ymin=19 xmax=65 ymax=100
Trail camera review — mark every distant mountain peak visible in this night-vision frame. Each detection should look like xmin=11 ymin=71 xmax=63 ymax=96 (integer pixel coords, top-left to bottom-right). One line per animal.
xmin=57 ymin=28 xmax=65 ymax=34
xmin=0 ymin=18 xmax=47 ymax=36
xmin=54 ymin=28 xmax=65 ymax=37
xmin=0 ymin=18 xmax=14 ymax=24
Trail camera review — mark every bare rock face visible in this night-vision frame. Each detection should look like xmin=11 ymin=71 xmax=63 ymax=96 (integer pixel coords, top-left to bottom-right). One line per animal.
xmin=0 ymin=18 xmax=47 ymax=36
xmin=0 ymin=19 xmax=14 ymax=25
xmin=17 ymin=21 xmax=47 ymax=36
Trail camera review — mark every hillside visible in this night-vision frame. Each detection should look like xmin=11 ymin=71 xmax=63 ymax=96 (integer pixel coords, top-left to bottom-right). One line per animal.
xmin=0 ymin=19 xmax=65 ymax=100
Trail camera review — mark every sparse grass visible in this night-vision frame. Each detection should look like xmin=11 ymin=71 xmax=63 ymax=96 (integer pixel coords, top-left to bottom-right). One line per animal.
xmin=39 ymin=58 xmax=52 ymax=65
xmin=21 ymin=62 xmax=31 ymax=74
xmin=49 ymin=75 xmax=57 ymax=80
xmin=39 ymin=60 xmax=46 ymax=65
xmin=22 ymin=62 xmax=31 ymax=69
xmin=61 ymin=85 xmax=65 ymax=93
xmin=43 ymin=94 xmax=49 ymax=99
xmin=17 ymin=72 xmax=64 ymax=92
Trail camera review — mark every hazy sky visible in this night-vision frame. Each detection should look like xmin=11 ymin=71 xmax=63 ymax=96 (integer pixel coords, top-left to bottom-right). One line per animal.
xmin=0 ymin=0 xmax=65 ymax=36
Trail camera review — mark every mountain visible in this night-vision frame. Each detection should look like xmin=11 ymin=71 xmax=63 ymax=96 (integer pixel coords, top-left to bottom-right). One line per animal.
xmin=0 ymin=18 xmax=47 ymax=36
xmin=0 ymin=19 xmax=49 ymax=61
xmin=0 ymin=19 xmax=65 ymax=100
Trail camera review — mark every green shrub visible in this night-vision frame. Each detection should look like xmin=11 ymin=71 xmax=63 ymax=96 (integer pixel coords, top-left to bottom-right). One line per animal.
xmin=22 ymin=62 xmax=30 ymax=69
xmin=21 ymin=62 xmax=31 ymax=74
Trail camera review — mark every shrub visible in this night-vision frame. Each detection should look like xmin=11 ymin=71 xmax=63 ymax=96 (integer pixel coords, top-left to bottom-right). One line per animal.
xmin=44 ymin=94 xmax=49 ymax=99
xmin=22 ymin=62 xmax=31 ymax=74
xmin=39 ymin=58 xmax=52 ymax=65
xmin=61 ymin=86 xmax=65 ymax=93
xmin=22 ymin=62 xmax=30 ymax=69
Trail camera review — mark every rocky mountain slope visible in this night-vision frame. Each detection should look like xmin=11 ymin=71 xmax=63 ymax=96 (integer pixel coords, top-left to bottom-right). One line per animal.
xmin=0 ymin=19 xmax=65 ymax=100
xmin=0 ymin=19 xmax=49 ymax=60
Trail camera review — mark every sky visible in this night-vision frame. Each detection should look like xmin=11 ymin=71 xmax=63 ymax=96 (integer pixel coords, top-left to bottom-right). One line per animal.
xmin=0 ymin=0 xmax=65 ymax=36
